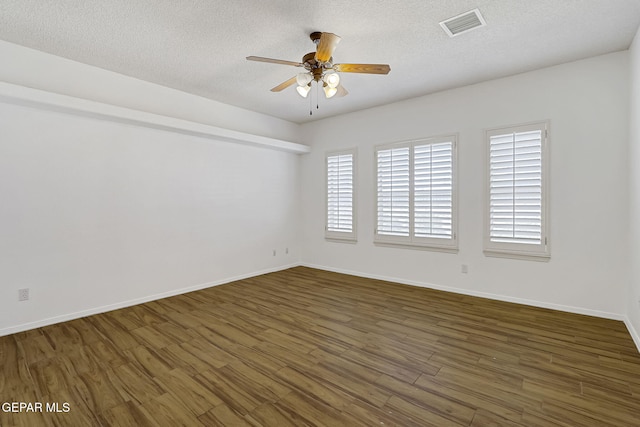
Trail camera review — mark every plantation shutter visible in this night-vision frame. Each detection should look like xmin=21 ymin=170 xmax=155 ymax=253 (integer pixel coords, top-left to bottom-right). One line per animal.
xmin=489 ymin=129 xmax=543 ymax=245
xmin=376 ymin=146 xmax=410 ymax=236
xmin=327 ymin=153 xmax=354 ymax=234
xmin=376 ymin=137 xmax=457 ymax=250
xmin=414 ymin=142 xmax=454 ymax=239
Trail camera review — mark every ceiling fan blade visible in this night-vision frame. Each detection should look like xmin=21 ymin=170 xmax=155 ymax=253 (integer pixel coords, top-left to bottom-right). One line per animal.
xmin=246 ymin=56 xmax=303 ymax=67
xmin=315 ymin=32 xmax=341 ymax=63
xmin=335 ymin=84 xmax=348 ymax=97
xmin=334 ymin=63 xmax=391 ymax=74
xmin=270 ymin=76 xmax=297 ymax=92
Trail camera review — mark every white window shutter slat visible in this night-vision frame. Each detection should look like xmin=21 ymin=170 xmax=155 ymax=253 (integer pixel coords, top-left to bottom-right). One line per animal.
xmin=326 ymin=151 xmax=356 ymax=240
xmin=377 ymin=147 xmax=411 ymax=237
xmin=486 ymin=122 xmax=549 ymax=259
xmin=414 ymin=142 xmax=454 ymax=239
xmin=375 ymin=136 xmax=457 ymax=250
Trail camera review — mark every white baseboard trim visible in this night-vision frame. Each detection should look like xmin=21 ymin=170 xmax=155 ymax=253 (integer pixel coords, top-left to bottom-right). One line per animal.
xmin=5 ymin=262 xmax=638 ymax=354
xmin=300 ymin=262 xmax=627 ymax=322
xmin=0 ymin=263 xmax=298 ymax=337
xmin=624 ymin=318 xmax=640 ymax=353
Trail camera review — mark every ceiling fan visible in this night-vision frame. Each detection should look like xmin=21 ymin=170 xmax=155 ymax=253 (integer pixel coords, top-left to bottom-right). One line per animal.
xmin=247 ymin=32 xmax=390 ymax=100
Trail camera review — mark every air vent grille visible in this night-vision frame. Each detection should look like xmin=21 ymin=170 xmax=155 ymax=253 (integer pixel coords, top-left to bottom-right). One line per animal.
xmin=440 ymin=9 xmax=486 ymax=37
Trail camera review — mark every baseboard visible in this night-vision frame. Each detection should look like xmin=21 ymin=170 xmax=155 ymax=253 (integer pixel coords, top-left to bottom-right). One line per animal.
xmin=0 ymin=263 xmax=299 ymax=337
xmin=624 ymin=318 xmax=640 ymax=353
xmin=5 ymin=262 xmax=638 ymax=354
xmin=300 ymin=262 xmax=627 ymax=322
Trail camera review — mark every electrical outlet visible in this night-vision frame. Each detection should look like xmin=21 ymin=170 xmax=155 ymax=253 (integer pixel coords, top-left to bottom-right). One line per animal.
xmin=461 ymin=264 xmax=468 ymax=274
xmin=18 ymin=288 xmax=29 ymax=301
xmin=272 ymin=249 xmax=276 ymax=256
xmin=285 ymin=247 xmax=289 ymax=255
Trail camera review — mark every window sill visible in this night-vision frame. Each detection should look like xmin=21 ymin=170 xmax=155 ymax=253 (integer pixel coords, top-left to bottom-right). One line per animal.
xmin=325 ymin=234 xmax=357 ymax=243
xmin=374 ymin=240 xmax=458 ymax=254
xmin=483 ymin=249 xmax=550 ymax=262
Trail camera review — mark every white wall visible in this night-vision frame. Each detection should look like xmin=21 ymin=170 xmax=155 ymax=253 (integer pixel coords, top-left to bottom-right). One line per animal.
xmin=0 ymin=45 xmax=302 ymax=335
xmin=300 ymin=52 xmax=630 ymax=319
xmin=628 ymin=28 xmax=640 ymax=345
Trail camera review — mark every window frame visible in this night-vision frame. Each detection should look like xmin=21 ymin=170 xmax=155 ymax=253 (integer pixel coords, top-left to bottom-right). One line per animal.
xmin=325 ymin=148 xmax=357 ymax=242
xmin=484 ymin=121 xmax=550 ymax=261
xmin=374 ymin=135 xmax=458 ymax=252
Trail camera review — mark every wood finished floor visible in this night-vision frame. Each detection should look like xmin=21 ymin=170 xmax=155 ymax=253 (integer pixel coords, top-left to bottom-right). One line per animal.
xmin=1 ymin=266 xmax=640 ymax=426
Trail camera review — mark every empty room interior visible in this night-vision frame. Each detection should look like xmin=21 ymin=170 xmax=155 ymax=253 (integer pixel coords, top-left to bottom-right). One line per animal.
xmin=2 ymin=1 xmax=640 ymax=426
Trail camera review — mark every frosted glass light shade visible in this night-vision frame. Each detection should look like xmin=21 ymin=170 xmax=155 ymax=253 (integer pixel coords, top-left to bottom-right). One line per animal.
xmin=296 ymin=73 xmax=313 ymax=86
xmin=323 ymin=84 xmax=337 ymax=98
xmin=323 ymin=72 xmax=340 ymax=88
xmin=296 ymin=84 xmax=311 ymax=98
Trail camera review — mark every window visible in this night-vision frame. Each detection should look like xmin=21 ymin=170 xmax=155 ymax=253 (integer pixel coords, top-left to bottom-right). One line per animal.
xmin=375 ymin=136 xmax=457 ymax=251
xmin=326 ymin=149 xmax=356 ymax=241
xmin=485 ymin=122 xmax=549 ymax=260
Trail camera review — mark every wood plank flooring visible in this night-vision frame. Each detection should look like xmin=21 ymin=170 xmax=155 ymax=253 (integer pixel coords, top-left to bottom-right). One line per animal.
xmin=1 ymin=266 xmax=640 ymax=426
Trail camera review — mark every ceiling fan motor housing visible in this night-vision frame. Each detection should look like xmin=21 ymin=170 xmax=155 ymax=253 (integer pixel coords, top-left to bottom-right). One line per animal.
xmin=302 ymin=51 xmax=333 ymax=81
xmin=302 ymin=52 xmax=317 ymax=66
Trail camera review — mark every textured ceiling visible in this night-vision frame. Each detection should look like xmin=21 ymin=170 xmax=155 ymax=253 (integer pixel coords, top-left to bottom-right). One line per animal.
xmin=1 ymin=0 xmax=639 ymax=124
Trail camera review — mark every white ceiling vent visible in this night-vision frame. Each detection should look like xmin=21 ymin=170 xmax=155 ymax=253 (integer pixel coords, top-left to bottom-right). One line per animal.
xmin=440 ymin=9 xmax=486 ymax=37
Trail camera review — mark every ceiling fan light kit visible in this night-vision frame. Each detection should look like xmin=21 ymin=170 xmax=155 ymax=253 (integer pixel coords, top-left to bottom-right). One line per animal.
xmin=323 ymin=72 xmax=340 ymax=89
xmin=296 ymin=83 xmax=311 ymax=98
xmin=323 ymin=83 xmax=337 ymax=98
xmin=296 ymin=72 xmax=313 ymax=87
xmin=247 ymin=31 xmax=390 ymax=107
